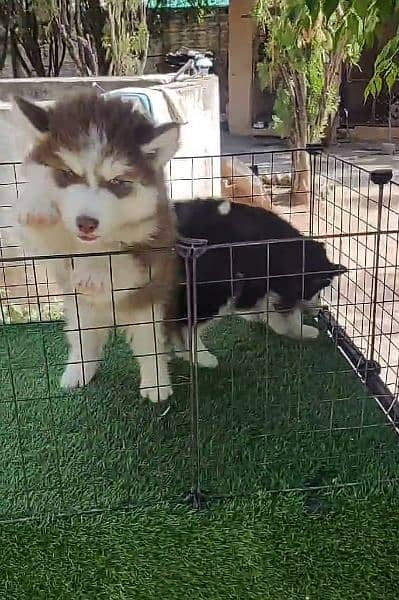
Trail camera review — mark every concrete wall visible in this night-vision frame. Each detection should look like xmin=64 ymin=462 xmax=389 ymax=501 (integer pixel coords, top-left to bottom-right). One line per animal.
xmin=0 ymin=75 xmax=179 ymax=102
xmin=153 ymin=9 xmax=229 ymax=114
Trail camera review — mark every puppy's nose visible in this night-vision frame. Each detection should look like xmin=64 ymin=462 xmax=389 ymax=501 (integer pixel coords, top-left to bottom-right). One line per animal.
xmin=76 ymin=215 xmax=99 ymax=234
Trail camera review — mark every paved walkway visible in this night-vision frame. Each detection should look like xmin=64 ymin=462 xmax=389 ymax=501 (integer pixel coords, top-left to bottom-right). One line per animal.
xmin=221 ymin=132 xmax=399 ymax=403
xmin=221 ymin=132 xmax=399 ymax=182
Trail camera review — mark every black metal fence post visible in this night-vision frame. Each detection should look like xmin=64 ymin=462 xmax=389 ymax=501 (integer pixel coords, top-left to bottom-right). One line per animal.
xmin=306 ymin=143 xmax=323 ymax=237
xmin=176 ymin=237 xmax=208 ymax=509
xmin=368 ymin=169 xmax=393 ymax=367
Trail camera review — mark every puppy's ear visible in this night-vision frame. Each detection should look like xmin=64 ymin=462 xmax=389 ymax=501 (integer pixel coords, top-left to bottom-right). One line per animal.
xmin=8 ymin=96 xmax=50 ymax=158
xmin=14 ymin=96 xmax=50 ymax=135
xmin=141 ymin=122 xmax=180 ymax=167
xmin=313 ymin=276 xmax=333 ymax=289
xmin=332 ymin=263 xmax=347 ymax=275
xmin=309 ymin=240 xmax=326 ymax=252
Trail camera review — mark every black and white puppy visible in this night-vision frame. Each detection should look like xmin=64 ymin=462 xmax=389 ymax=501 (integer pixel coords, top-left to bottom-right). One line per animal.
xmin=170 ymin=199 xmax=346 ymax=367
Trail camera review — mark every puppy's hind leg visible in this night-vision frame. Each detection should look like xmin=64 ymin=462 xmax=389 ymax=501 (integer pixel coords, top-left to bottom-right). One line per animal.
xmin=266 ymin=305 xmax=319 ymax=340
xmin=303 ymin=292 xmax=322 ymax=318
xmin=175 ymin=323 xmax=218 ymax=368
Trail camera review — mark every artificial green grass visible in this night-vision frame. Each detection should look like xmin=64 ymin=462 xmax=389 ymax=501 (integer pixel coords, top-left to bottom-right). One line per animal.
xmin=0 ymin=317 xmax=398 ymax=521
xmin=1 ymin=492 xmax=399 ymax=599
xmin=1 ymin=318 xmax=399 ymax=599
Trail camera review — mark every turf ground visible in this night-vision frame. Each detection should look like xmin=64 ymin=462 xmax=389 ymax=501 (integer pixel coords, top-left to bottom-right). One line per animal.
xmin=0 ymin=317 xmax=398 ymax=598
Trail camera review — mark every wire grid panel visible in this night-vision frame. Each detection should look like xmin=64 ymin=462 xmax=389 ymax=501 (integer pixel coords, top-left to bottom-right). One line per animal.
xmin=0 ymin=150 xmax=306 ymax=319
xmin=191 ymin=234 xmax=399 ymax=500
xmin=0 ymin=149 xmax=310 ymax=520
xmin=0 ymin=156 xmax=223 ymax=319
xmin=0 ymin=248 xmax=194 ymax=522
xmin=1 ymin=150 xmax=399 ymax=520
xmin=310 ymin=153 xmax=399 ymax=419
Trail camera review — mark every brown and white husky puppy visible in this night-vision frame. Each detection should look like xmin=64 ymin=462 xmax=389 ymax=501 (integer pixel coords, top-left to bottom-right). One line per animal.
xmin=12 ymin=93 xmax=180 ymax=403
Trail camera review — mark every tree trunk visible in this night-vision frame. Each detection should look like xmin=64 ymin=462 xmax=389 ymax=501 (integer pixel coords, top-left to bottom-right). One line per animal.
xmin=137 ymin=1 xmax=149 ymax=75
xmin=291 ymin=150 xmax=311 ymax=206
xmin=290 ymin=73 xmax=311 ymax=205
xmin=10 ymin=27 xmax=29 ymax=77
xmin=56 ymin=0 xmax=86 ymax=75
xmin=0 ymin=22 xmax=8 ymax=72
xmin=21 ymin=10 xmax=46 ymax=76
xmin=321 ymin=110 xmax=339 ymax=146
xmin=137 ymin=30 xmax=149 ymax=76
xmin=86 ymin=0 xmax=109 ymax=74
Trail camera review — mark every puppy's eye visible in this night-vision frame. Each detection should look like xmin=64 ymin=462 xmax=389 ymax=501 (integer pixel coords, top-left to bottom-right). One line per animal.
xmin=111 ymin=178 xmax=131 ymax=187
xmin=52 ymin=167 xmax=81 ymax=187
xmin=62 ymin=169 xmax=75 ymax=179
xmin=107 ymin=178 xmax=133 ymax=196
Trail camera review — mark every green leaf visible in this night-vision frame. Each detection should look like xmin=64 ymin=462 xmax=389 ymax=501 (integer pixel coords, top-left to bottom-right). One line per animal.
xmin=364 ymin=82 xmax=374 ymax=101
xmin=323 ymin=0 xmax=340 ymax=21
xmin=353 ymin=0 xmax=374 ymax=19
xmin=386 ymin=66 xmax=399 ymax=90
xmin=279 ymin=27 xmax=297 ymax=49
xmin=287 ymin=5 xmax=302 ymax=23
xmin=305 ymin=0 xmax=320 ymax=20
xmin=375 ymin=0 xmax=397 ymax=22
xmin=374 ymin=74 xmax=383 ymax=96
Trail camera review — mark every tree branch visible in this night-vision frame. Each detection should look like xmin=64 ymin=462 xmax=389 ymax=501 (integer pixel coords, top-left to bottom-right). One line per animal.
xmin=0 ymin=20 xmax=9 ymax=71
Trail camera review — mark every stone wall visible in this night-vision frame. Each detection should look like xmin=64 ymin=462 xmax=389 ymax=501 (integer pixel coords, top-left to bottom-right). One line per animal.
xmin=150 ymin=9 xmax=229 ymax=113
xmin=0 ymin=9 xmax=229 ymax=112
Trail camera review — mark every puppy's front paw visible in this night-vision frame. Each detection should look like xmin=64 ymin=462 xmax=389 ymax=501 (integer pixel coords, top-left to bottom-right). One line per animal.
xmin=140 ymin=384 xmax=173 ymax=403
xmin=60 ymin=364 xmax=85 ymax=389
xmin=197 ymin=350 xmax=219 ymax=368
xmin=73 ymin=274 xmax=106 ymax=296
xmin=18 ymin=204 xmax=60 ymax=227
xmin=300 ymin=325 xmax=320 ymax=340
xmin=60 ymin=363 xmax=97 ymax=389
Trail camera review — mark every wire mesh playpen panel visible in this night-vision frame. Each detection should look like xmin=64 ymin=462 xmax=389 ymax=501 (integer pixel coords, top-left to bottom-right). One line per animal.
xmin=310 ymin=153 xmax=399 ymax=418
xmin=0 ymin=249 xmax=194 ymax=522
xmin=0 ymin=155 xmax=223 ymax=320
xmin=0 ymin=161 xmax=63 ymax=322
xmin=1 ymin=149 xmax=399 ymax=522
xmin=190 ymin=237 xmax=399 ymax=500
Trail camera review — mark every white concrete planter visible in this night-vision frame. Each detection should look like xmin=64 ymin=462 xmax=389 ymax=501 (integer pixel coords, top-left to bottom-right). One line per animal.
xmin=381 ymin=142 xmax=396 ymax=155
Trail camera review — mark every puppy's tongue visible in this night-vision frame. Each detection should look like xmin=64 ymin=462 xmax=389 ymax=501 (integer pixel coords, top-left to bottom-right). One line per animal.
xmin=78 ymin=233 xmax=98 ymax=242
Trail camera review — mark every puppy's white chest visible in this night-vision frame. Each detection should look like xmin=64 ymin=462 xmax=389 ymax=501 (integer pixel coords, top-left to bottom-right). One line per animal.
xmin=71 ymin=253 xmax=147 ymax=304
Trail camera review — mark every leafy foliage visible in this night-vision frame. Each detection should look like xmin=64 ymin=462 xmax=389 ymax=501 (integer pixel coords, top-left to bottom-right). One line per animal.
xmin=265 ymin=85 xmax=292 ymax=139
xmin=254 ymin=0 xmax=398 ymax=145
xmin=353 ymin=0 xmax=399 ymax=100
xmin=101 ymin=0 xmax=149 ymax=76
xmin=0 ymin=0 xmax=219 ymax=77
xmin=365 ymin=32 xmax=399 ymax=100
xmin=0 ymin=0 xmax=149 ymax=76
xmin=0 ymin=0 xmax=66 ymax=76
